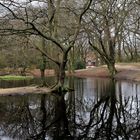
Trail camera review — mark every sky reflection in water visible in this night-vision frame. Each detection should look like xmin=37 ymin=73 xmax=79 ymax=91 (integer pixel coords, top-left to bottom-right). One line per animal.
xmin=0 ymin=77 xmax=140 ymax=140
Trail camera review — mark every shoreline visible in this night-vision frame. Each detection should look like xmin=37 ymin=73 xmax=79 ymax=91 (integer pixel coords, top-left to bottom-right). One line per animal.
xmin=72 ymin=69 xmax=140 ymax=83
xmin=70 ymin=64 xmax=140 ymax=83
xmin=0 ymin=63 xmax=140 ymax=95
xmin=0 ymin=86 xmax=51 ymax=96
xmin=1 ymin=63 xmax=140 ymax=83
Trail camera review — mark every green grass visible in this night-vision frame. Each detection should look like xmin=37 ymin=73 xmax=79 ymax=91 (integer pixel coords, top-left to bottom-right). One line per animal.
xmin=0 ymin=75 xmax=33 ymax=81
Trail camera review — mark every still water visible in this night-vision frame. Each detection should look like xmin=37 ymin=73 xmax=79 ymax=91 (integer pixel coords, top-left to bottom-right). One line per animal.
xmin=0 ymin=77 xmax=140 ymax=140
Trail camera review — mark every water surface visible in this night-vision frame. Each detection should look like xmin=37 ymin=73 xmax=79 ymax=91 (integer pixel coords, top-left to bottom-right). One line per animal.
xmin=0 ymin=77 xmax=140 ymax=139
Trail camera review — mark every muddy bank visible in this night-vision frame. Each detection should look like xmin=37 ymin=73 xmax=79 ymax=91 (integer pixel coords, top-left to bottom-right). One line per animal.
xmin=72 ymin=63 xmax=140 ymax=83
xmin=0 ymin=63 xmax=140 ymax=86
xmin=0 ymin=63 xmax=140 ymax=96
xmin=29 ymin=69 xmax=55 ymax=77
xmin=115 ymin=70 xmax=140 ymax=82
xmin=28 ymin=63 xmax=140 ymax=82
xmin=0 ymin=86 xmax=51 ymax=96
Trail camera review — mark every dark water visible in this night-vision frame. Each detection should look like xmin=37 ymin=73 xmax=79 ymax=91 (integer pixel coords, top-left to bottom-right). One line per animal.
xmin=0 ymin=77 xmax=140 ymax=140
xmin=0 ymin=77 xmax=56 ymax=88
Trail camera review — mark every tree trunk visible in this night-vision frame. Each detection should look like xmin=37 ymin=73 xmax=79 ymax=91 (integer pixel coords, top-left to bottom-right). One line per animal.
xmin=52 ymin=50 xmax=69 ymax=94
xmin=107 ymin=61 xmax=117 ymax=78
xmin=117 ymin=45 xmax=122 ymax=62
xmin=40 ymin=38 xmax=47 ymax=87
xmin=40 ymin=69 xmax=46 ymax=86
xmin=57 ymin=64 xmax=66 ymax=88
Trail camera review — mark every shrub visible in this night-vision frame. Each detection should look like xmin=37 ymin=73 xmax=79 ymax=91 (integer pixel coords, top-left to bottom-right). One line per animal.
xmin=74 ymin=60 xmax=86 ymax=70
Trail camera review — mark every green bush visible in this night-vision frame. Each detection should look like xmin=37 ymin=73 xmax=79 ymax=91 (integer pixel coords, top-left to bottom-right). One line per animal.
xmin=74 ymin=60 xmax=86 ymax=70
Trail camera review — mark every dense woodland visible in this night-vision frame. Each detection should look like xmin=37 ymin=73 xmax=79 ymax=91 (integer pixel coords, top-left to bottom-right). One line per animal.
xmin=0 ymin=0 xmax=139 ymax=88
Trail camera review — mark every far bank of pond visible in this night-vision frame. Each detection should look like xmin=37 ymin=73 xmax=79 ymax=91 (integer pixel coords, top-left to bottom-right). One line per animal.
xmin=29 ymin=63 xmax=140 ymax=82
xmin=71 ymin=63 xmax=140 ymax=83
xmin=0 ymin=63 xmax=140 ymax=82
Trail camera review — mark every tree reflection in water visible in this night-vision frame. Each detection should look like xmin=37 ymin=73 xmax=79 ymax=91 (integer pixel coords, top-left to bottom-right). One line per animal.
xmin=0 ymin=78 xmax=140 ymax=140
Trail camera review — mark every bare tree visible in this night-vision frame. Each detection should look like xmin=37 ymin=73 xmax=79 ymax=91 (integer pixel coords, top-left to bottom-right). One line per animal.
xmin=82 ymin=0 xmax=138 ymax=77
xmin=0 ymin=0 xmax=92 ymax=91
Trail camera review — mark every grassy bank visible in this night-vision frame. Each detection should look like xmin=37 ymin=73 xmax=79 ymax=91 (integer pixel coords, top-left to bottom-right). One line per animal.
xmin=0 ymin=75 xmax=33 ymax=81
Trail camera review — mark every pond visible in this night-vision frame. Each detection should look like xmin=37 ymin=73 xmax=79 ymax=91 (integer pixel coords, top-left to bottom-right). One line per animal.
xmin=0 ymin=77 xmax=140 ymax=140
